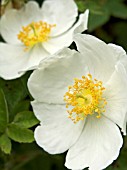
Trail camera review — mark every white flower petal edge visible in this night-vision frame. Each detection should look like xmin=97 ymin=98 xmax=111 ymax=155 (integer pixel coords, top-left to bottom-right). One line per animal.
xmin=74 ymin=10 xmax=89 ymax=34
xmin=0 ymin=43 xmax=49 ymax=80
xmin=108 ymin=43 xmax=127 ymax=72
xmin=28 ymin=48 xmax=89 ymax=104
xmin=104 ymin=62 xmax=127 ymax=135
xmin=0 ymin=1 xmax=41 ymax=44
xmin=74 ymin=34 xmax=119 ymax=83
xmin=41 ymin=0 xmax=78 ymax=36
xmin=0 ymin=43 xmax=27 ymax=79
xmin=65 ymin=115 xmax=123 ymax=170
xmin=42 ymin=10 xmax=89 ymax=54
xmin=108 ymin=43 xmax=127 ymax=59
xmin=124 ymin=113 xmax=127 ymax=132
xmin=32 ymin=101 xmax=85 ymax=154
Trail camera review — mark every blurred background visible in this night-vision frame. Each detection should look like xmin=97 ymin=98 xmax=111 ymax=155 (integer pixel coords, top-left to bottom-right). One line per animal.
xmin=0 ymin=0 xmax=127 ymax=169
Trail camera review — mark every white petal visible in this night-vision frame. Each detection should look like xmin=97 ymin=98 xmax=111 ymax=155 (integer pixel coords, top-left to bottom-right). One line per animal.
xmin=19 ymin=1 xmax=42 ymax=24
xmin=108 ymin=43 xmax=127 ymax=72
xmin=32 ymin=101 xmax=84 ymax=154
xmin=0 ymin=43 xmax=27 ymax=79
xmin=123 ymin=113 xmax=127 ymax=135
xmin=65 ymin=115 xmax=123 ymax=170
xmin=73 ymin=10 xmax=89 ymax=34
xmin=104 ymin=62 xmax=127 ymax=135
xmin=74 ymin=34 xmax=119 ymax=83
xmin=0 ymin=43 xmax=49 ymax=80
xmin=108 ymin=43 xmax=127 ymax=59
xmin=28 ymin=48 xmax=89 ymax=104
xmin=0 ymin=1 xmax=41 ymax=44
xmin=43 ymin=10 xmax=89 ymax=54
xmin=0 ymin=9 xmax=22 ymax=44
xmin=41 ymin=0 xmax=78 ymax=36
xmin=21 ymin=43 xmax=50 ymax=72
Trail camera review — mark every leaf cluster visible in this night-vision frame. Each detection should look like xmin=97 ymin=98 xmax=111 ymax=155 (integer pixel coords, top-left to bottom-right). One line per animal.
xmin=0 ymin=73 xmax=39 ymax=155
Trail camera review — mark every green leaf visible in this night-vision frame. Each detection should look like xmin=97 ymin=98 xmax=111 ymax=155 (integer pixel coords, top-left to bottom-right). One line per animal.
xmin=13 ymin=100 xmax=30 ymax=115
xmin=0 ymin=72 xmax=30 ymax=121
xmin=89 ymin=11 xmax=110 ymax=32
xmin=76 ymin=0 xmax=110 ymax=31
xmin=0 ymin=89 xmax=8 ymax=133
xmin=7 ymin=124 xmax=34 ymax=143
xmin=76 ymin=1 xmax=86 ymax=12
xmin=0 ymin=78 xmax=27 ymax=111
xmin=13 ymin=111 xmax=39 ymax=128
xmin=0 ymin=134 xmax=11 ymax=154
xmin=106 ymin=0 xmax=127 ymax=19
xmin=76 ymin=0 xmax=127 ymax=32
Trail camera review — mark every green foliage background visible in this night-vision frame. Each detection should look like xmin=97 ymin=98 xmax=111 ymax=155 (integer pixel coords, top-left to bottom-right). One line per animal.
xmin=0 ymin=0 xmax=127 ymax=169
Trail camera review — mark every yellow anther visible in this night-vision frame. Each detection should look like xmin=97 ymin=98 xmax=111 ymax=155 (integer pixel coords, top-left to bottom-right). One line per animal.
xmin=96 ymin=115 xmax=101 ymax=118
xmin=17 ymin=21 xmax=56 ymax=50
xmin=68 ymin=86 xmax=72 ymax=89
xmin=95 ymin=108 xmax=99 ymax=112
xmin=88 ymin=73 xmax=92 ymax=78
xmin=104 ymin=101 xmax=107 ymax=105
xmin=64 ymin=74 xmax=107 ymax=123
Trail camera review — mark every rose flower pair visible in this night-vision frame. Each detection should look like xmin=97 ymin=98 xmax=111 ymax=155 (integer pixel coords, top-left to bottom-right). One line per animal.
xmin=0 ymin=0 xmax=127 ymax=170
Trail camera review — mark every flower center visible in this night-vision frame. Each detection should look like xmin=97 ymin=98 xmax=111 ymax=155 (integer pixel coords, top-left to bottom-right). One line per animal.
xmin=17 ymin=21 xmax=56 ymax=50
xmin=64 ymin=74 xmax=107 ymax=123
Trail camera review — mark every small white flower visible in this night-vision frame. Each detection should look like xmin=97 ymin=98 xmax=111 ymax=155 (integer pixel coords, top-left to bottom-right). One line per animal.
xmin=0 ymin=0 xmax=89 ymax=80
xmin=28 ymin=34 xmax=127 ymax=170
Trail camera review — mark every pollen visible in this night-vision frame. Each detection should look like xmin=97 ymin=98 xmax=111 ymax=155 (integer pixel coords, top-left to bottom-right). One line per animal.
xmin=17 ymin=21 xmax=56 ymax=50
xmin=64 ymin=74 xmax=107 ymax=123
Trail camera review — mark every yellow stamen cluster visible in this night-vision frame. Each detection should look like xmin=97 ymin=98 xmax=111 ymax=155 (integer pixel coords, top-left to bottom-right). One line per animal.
xmin=17 ymin=21 xmax=56 ymax=50
xmin=64 ymin=74 xmax=107 ymax=123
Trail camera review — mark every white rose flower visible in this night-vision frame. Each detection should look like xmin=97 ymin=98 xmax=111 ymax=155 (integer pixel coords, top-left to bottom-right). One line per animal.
xmin=0 ymin=0 xmax=89 ymax=80
xmin=28 ymin=34 xmax=127 ymax=170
